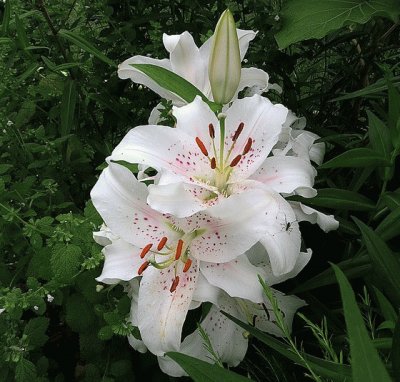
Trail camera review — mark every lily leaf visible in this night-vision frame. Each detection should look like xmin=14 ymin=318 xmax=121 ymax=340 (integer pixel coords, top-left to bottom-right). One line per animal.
xmin=166 ymin=352 xmax=252 ymax=382
xmin=332 ymin=264 xmax=392 ymax=381
xmin=131 ymin=64 xmax=220 ymax=112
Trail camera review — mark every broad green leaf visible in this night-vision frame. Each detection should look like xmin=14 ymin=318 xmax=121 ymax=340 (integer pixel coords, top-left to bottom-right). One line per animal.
xmin=1 ymin=0 xmax=11 ymax=35
xmin=367 ymin=111 xmax=392 ymax=158
xmin=15 ymin=359 xmax=37 ymax=382
xmin=51 ymin=244 xmax=82 ymax=283
xmin=222 ymin=312 xmax=352 ymax=381
xmin=393 ymin=316 xmax=400 ymax=381
xmin=131 ymin=64 xmax=219 ymax=111
xmin=294 ymin=189 xmax=375 ymax=211
xmin=332 ymin=264 xmax=391 ymax=382
xmin=24 ymin=317 xmax=49 ymax=349
xmin=60 ymin=80 xmax=77 ymax=136
xmin=372 ymin=338 xmax=393 ymax=349
xmin=319 ymin=148 xmax=390 ymax=169
xmin=292 ymin=254 xmax=370 ymax=293
xmin=66 ymin=293 xmax=96 ymax=332
xmin=58 ymin=29 xmax=116 ymax=67
xmin=353 ymin=218 xmax=400 ymax=305
xmin=375 ymin=206 xmax=400 ymax=241
xmin=331 ymin=75 xmax=400 ymax=101
xmin=166 ymin=352 xmax=252 ymax=382
xmin=275 ymin=0 xmax=400 ymax=49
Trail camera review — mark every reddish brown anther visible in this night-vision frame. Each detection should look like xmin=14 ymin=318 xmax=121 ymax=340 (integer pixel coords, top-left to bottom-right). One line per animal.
xmin=232 ymin=122 xmax=244 ymax=141
xmin=195 ymin=137 xmax=209 ymax=156
xmin=175 ymin=239 xmax=184 ymax=260
xmin=208 ymin=123 xmax=215 ymax=139
xmin=157 ymin=236 xmax=168 ymax=251
xmin=242 ymin=137 xmax=253 ymax=155
xmin=170 ymin=276 xmax=180 ymax=293
xmin=210 ymin=157 xmax=216 ymax=169
xmin=230 ymin=154 xmax=242 ymax=167
xmin=140 ymin=243 xmax=152 ymax=258
xmin=138 ymin=261 xmax=150 ymax=275
xmin=183 ymin=259 xmax=192 ymax=273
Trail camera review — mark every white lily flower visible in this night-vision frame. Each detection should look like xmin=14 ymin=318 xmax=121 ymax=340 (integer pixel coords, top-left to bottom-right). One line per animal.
xmin=91 ymin=161 xmax=276 ymax=355
xmin=118 ymin=27 xmax=270 ymax=107
xmin=110 ymin=95 xmax=322 ymax=275
xmin=158 ymin=279 xmax=306 ymax=377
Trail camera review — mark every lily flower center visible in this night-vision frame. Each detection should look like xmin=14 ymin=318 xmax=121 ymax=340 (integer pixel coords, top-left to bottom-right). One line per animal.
xmin=136 ymin=228 xmax=202 ymax=292
xmin=194 ymin=121 xmax=253 ymax=194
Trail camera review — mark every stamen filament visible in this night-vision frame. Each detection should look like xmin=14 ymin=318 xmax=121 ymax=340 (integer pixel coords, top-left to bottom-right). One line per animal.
xmin=157 ymin=237 xmax=168 ymax=251
xmin=140 ymin=243 xmax=153 ymax=258
xmin=175 ymin=239 xmax=184 ymax=260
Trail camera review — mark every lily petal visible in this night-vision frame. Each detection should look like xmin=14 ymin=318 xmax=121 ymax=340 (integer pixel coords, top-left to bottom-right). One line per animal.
xmin=290 ymin=202 xmax=339 ymax=232
xmin=200 ymin=255 xmax=266 ymax=303
xmin=91 ymin=162 xmax=173 ymax=248
xmin=250 ymin=156 xmax=317 ymax=198
xmin=236 ymin=67 xmax=269 ymax=97
xmin=96 ymin=239 xmax=142 ymax=284
xmin=137 ymin=260 xmax=199 ymax=356
xmin=158 ymin=293 xmax=248 ymax=377
xmin=225 ymin=95 xmax=288 ymax=181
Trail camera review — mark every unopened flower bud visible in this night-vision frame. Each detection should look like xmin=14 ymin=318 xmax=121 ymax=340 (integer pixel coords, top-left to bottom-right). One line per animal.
xmin=208 ymin=9 xmax=241 ymax=105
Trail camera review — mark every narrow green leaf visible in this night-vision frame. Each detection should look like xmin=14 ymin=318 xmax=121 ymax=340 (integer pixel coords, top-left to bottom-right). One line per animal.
xmin=16 ymin=63 xmax=40 ymax=83
xmin=353 ymin=217 xmax=400 ymax=306
xmin=393 ymin=316 xmax=400 ymax=381
xmin=375 ymin=206 xmax=400 ymax=241
xmin=319 ymin=148 xmax=390 ymax=169
xmin=60 ymin=80 xmax=77 ymax=136
xmin=372 ymin=338 xmax=393 ymax=349
xmin=1 ymin=0 xmax=11 ymax=35
xmin=275 ymin=0 xmax=400 ymax=49
xmin=15 ymin=15 xmax=29 ymax=50
xmin=331 ymin=76 xmax=400 ymax=101
xmin=131 ymin=64 xmax=219 ymax=111
xmin=332 ymin=264 xmax=392 ymax=382
xmin=292 ymin=254 xmax=370 ymax=293
xmin=222 ymin=312 xmax=352 ymax=381
xmin=58 ymin=29 xmax=116 ymax=67
xmin=373 ymin=287 xmax=398 ymax=323
xmin=367 ymin=111 xmax=392 ymax=158
xmin=294 ymin=188 xmax=375 ymax=211
xmin=381 ymin=191 xmax=400 ymax=210
xmin=166 ymin=352 xmax=252 ymax=382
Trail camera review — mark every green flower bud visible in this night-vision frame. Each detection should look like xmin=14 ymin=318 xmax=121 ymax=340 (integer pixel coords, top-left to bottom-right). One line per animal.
xmin=208 ymin=9 xmax=241 ymax=105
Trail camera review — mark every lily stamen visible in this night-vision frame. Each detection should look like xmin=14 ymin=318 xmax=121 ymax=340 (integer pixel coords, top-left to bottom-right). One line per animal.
xmin=209 ymin=123 xmax=215 ymax=139
xmin=170 ymin=276 xmax=180 ymax=293
xmin=242 ymin=137 xmax=253 ymax=155
xmin=140 ymin=243 xmax=153 ymax=258
xmin=138 ymin=260 xmax=150 ymax=275
xmin=157 ymin=236 xmax=168 ymax=251
xmin=183 ymin=259 xmax=192 ymax=272
xmin=232 ymin=122 xmax=244 ymax=141
xmin=175 ymin=239 xmax=184 ymax=260
xmin=210 ymin=157 xmax=216 ymax=169
xmin=195 ymin=137 xmax=209 ymax=157
xmin=230 ymin=154 xmax=242 ymax=167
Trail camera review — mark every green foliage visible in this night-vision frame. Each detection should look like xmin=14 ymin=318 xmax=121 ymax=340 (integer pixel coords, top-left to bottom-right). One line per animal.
xmin=0 ymin=0 xmax=399 ymax=380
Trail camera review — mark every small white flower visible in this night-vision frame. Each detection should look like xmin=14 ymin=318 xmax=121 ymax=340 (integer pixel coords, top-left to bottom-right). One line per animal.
xmin=46 ymin=294 xmax=54 ymax=303
xmin=7 ymin=120 xmax=13 ymax=126
xmin=33 ymin=306 xmax=39 ymax=311
xmin=96 ymin=284 xmax=104 ymax=292
xmin=0 ymin=308 xmax=5 ymax=315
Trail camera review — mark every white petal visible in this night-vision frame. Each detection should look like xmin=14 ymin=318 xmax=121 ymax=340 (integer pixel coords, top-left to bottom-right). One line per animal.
xmin=250 ymin=156 xmax=317 ymax=198
xmin=247 ymin=242 xmax=312 ymax=286
xmin=258 ymin=192 xmax=301 ymax=275
xmin=158 ymin=293 xmax=248 ymax=377
xmin=93 ymin=224 xmax=118 ymax=247
xmin=225 ymin=95 xmax=288 ymax=181
xmin=127 ymin=279 xmax=147 ymax=353
xmin=96 ymin=239 xmax=142 ymax=284
xmin=290 ymin=202 xmax=339 ymax=232
xmin=236 ymin=67 xmax=269 ymax=96
xmin=148 ymin=103 xmax=164 ymax=124
xmin=137 ymin=261 xmax=199 ymax=356
xmin=237 ymin=29 xmax=257 ymax=60
xmin=200 ymin=255 xmax=266 ymax=302
xmin=186 ymin=189 xmax=273 ymax=263
xmin=117 ymin=55 xmax=185 ymax=104
xmin=91 ymin=162 xmax=172 ymax=248
xmin=110 ymin=125 xmax=211 ymax=180
xmin=250 ymin=291 xmax=306 ymax=337
xmin=147 ymin=182 xmax=213 ymax=218
xmin=192 ymin=272 xmax=222 ymax=305
xmin=173 ymin=96 xmax=219 ymax=143
xmin=163 ymin=32 xmax=208 ymax=93
xmin=292 ymin=130 xmax=325 ymax=165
